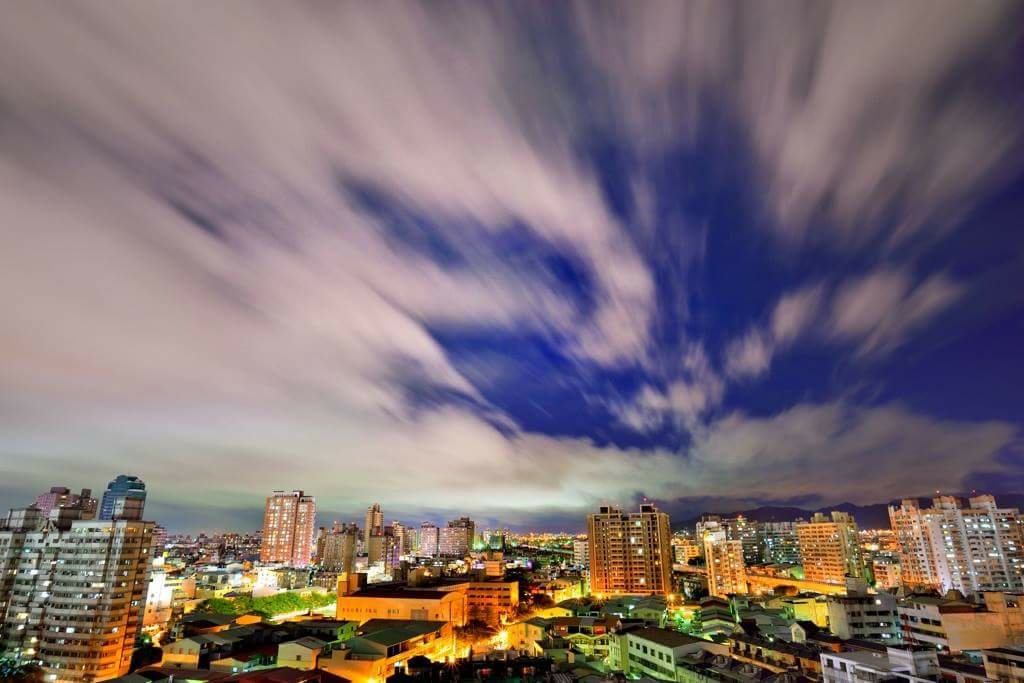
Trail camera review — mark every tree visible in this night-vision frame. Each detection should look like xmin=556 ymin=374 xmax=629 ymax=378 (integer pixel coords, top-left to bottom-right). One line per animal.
xmin=0 ymin=658 xmax=45 ymax=683
xmin=532 ymin=593 xmax=555 ymax=609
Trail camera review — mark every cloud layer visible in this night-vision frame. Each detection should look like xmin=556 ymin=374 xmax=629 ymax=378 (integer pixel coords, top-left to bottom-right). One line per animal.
xmin=1 ymin=2 xmax=1022 ymax=530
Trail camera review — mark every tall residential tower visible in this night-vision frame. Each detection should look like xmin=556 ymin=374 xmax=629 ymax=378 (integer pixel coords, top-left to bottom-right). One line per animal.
xmin=260 ymin=490 xmax=316 ymax=567
xmin=587 ymin=503 xmax=672 ymax=595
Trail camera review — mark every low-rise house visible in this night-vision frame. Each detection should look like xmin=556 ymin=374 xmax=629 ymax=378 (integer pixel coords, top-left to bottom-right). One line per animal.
xmin=317 ymin=620 xmax=453 ymax=683
xmin=982 ymin=646 xmax=1024 ymax=682
xmin=507 ymin=616 xmax=551 ymax=654
xmin=283 ymin=619 xmax=359 ymax=644
xmin=827 ymin=590 xmax=901 ymax=642
xmin=821 ymin=645 xmax=942 ymax=683
xmin=601 ymin=596 xmax=668 ymax=626
xmin=696 ymin=597 xmax=739 ymax=637
xmin=548 ymin=616 xmax=619 ymax=660
xmin=623 ymin=627 xmax=728 ymax=680
xmin=898 ymin=595 xmax=1006 ymax=652
xmin=335 ymin=588 xmax=467 ymax=627
xmin=728 ymin=633 xmax=823 ymax=677
xmin=278 ymin=637 xmax=329 ymax=670
xmin=209 ymin=646 xmax=277 ymax=675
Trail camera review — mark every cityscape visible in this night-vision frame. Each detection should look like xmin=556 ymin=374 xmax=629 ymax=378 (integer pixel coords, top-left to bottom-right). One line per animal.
xmin=4 ymin=480 xmax=1024 ymax=683
xmin=3 ymin=3 xmax=1024 ymax=683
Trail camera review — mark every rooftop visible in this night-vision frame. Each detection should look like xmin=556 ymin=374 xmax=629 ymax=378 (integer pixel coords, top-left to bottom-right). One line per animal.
xmin=285 ymin=636 xmax=328 ymax=650
xmin=349 ymin=588 xmax=451 ymax=600
xmin=354 ymin=619 xmax=447 ymax=648
xmin=629 ymin=627 xmax=703 ymax=649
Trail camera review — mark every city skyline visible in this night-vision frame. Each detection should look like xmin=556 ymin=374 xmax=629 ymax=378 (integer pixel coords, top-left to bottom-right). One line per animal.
xmin=3 ymin=3 xmax=1024 ymax=533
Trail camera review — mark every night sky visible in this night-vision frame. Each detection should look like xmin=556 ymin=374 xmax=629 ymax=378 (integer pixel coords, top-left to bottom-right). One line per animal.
xmin=2 ymin=2 xmax=1024 ymax=533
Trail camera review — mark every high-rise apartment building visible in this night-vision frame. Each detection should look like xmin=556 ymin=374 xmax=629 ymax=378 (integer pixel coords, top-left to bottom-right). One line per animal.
xmin=438 ymin=517 xmax=475 ymax=557
xmin=703 ymin=528 xmax=748 ymax=597
xmin=573 ymin=539 xmax=590 ymax=568
xmin=729 ymin=515 xmax=763 ymax=565
xmin=587 ymin=503 xmax=672 ymax=596
xmin=760 ymin=521 xmax=801 ymax=565
xmin=419 ymin=522 xmax=439 ymax=557
xmin=889 ymin=495 xmax=1024 ymax=594
xmin=402 ymin=525 xmax=419 ymax=555
xmin=367 ymin=527 xmax=401 ymax=567
xmin=796 ymin=511 xmax=865 ymax=585
xmin=259 ymin=490 xmax=316 ymax=567
xmin=32 ymin=487 xmax=97 ymax=521
xmin=315 ymin=524 xmax=357 ymax=573
xmin=0 ymin=508 xmax=154 ymax=682
xmin=99 ymin=475 xmax=147 ymax=521
xmin=365 ymin=503 xmax=384 ymax=538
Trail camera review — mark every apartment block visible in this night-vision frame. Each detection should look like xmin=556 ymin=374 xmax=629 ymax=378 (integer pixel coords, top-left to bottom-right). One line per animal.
xmin=0 ymin=510 xmax=154 ymax=683
xmin=890 ymin=495 xmax=1024 ymax=594
xmin=827 ymin=589 xmax=901 ymax=642
xmin=703 ymin=529 xmax=747 ymax=597
xmin=898 ymin=595 xmax=1005 ymax=652
xmin=587 ymin=503 xmax=672 ymax=596
xmin=983 ymin=647 xmax=1024 ymax=682
xmin=259 ymin=490 xmax=316 ymax=567
xmin=797 ymin=511 xmax=865 ymax=585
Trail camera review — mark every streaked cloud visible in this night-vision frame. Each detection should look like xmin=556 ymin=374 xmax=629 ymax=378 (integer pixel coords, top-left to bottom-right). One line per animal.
xmin=0 ymin=2 xmax=1020 ymax=529
xmin=829 ymin=269 xmax=964 ymax=357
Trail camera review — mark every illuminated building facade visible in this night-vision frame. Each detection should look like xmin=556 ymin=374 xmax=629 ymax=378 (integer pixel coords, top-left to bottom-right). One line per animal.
xmin=98 ymin=474 xmax=147 ymax=521
xmin=890 ymin=495 xmax=1024 ymax=594
xmin=796 ymin=511 xmax=865 ymax=585
xmin=418 ymin=522 xmax=439 ymax=557
xmin=259 ymin=489 xmax=316 ymax=567
xmin=587 ymin=503 xmax=672 ymax=596
xmin=703 ymin=528 xmax=748 ymax=597
xmin=32 ymin=487 xmax=97 ymax=521
xmin=0 ymin=509 xmax=154 ymax=683
xmin=438 ymin=517 xmax=474 ymax=557
xmin=335 ymin=587 xmax=467 ymax=626
xmin=316 ymin=523 xmax=357 ymax=573
xmin=364 ymin=503 xmax=383 ymax=538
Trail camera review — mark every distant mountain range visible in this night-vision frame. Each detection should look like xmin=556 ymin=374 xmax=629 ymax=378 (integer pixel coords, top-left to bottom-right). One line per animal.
xmin=675 ymin=493 xmax=1024 ymax=530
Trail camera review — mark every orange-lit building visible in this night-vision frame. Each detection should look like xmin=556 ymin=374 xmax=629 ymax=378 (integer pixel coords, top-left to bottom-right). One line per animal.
xmin=260 ymin=490 xmax=316 ymax=567
xmin=796 ymin=511 xmax=865 ymax=585
xmin=587 ymin=503 xmax=672 ymax=596
xmin=335 ymin=587 xmax=467 ymax=627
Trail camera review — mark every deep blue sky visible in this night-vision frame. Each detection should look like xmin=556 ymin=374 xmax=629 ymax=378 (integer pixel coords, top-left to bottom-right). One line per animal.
xmin=1 ymin=2 xmax=1023 ymax=532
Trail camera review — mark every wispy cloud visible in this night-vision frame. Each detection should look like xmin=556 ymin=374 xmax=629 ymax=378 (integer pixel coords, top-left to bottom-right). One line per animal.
xmin=828 ymin=269 xmax=964 ymax=356
xmin=0 ymin=2 xmax=1019 ymax=529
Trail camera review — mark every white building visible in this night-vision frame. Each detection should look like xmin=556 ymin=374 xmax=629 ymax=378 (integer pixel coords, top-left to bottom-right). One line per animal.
xmin=143 ymin=557 xmax=175 ymax=627
xmin=821 ymin=646 xmax=941 ymax=683
xmin=890 ymin=495 xmax=1024 ymax=594
xmin=624 ymin=627 xmax=726 ymax=679
xmin=703 ymin=529 xmax=747 ymax=597
xmin=0 ymin=509 xmax=154 ymax=682
xmin=827 ymin=589 xmax=901 ymax=642
xmin=898 ymin=595 xmax=1006 ymax=652
xmin=573 ymin=539 xmax=589 ymax=568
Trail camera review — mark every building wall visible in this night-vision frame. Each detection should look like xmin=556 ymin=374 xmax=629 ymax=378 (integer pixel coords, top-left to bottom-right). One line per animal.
xmin=466 ymin=581 xmax=518 ymax=627
xmin=0 ymin=518 xmax=154 ymax=683
xmin=703 ymin=530 xmax=747 ymax=597
xmin=796 ymin=512 xmax=864 ymax=585
xmin=890 ymin=496 xmax=1024 ymax=594
xmin=983 ymin=649 xmax=1024 ymax=682
xmin=260 ymin=490 xmax=316 ymax=567
xmin=899 ymin=600 xmax=1007 ymax=652
xmin=827 ymin=592 xmax=900 ymax=641
xmin=588 ymin=504 xmax=672 ymax=596
xmin=335 ymin=592 xmax=468 ymax=626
